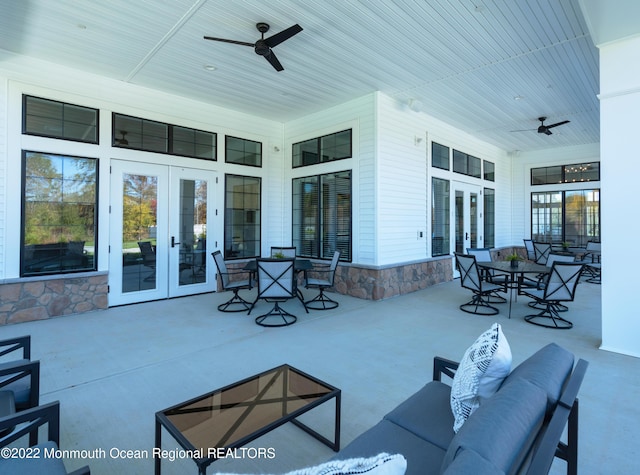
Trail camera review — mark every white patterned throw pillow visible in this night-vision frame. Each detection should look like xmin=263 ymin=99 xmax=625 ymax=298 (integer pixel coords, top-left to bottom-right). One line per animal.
xmin=450 ymin=323 xmax=512 ymax=432
xmin=215 ymin=453 xmax=407 ymax=475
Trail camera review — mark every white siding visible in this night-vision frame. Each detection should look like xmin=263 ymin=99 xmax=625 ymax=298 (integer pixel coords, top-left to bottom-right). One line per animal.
xmin=0 ymin=78 xmax=6 ymax=279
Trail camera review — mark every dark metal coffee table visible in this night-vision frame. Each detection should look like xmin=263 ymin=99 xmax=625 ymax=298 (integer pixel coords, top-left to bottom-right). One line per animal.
xmin=154 ymin=364 xmax=341 ymax=475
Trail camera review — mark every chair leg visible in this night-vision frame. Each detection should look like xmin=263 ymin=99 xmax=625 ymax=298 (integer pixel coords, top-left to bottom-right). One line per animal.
xmin=304 ymin=287 xmax=339 ymax=310
xmin=254 ymin=301 xmax=297 ymax=327
xmin=217 ymin=290 xmax=251 ymax=312
xmin=459 ymin=292 xmax=499 ymax=316
xmin=524 ymin=302 xmax=573 ymax=329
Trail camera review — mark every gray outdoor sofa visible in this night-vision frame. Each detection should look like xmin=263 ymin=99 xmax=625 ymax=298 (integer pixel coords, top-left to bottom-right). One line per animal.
xmin=332 ymin=343 xmax=588 ymax=475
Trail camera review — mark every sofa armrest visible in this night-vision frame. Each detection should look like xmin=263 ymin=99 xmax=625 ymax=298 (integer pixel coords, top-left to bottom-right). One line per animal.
xmin=0 ymin=400 xmax=60 ymax=447
xmin=433 ymin=356 xmax=459 ymax=382
xmin=0 ymin=335 xmax=31 ymax=360
xmin=0 ymin=359 xmax=40 ymax=409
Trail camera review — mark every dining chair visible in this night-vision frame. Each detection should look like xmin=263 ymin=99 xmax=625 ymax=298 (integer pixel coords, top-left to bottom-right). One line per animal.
xmin=466 ymin=247 xmax=508 ymax=302
xmin=211 ymin=250 xmax=253 ymax=312
xmin=249 ymin=258 xmax=298 ymax=326
xmin=304 ymin=250 xmax=341 ymax=310
xmin=454 ymin=253 xmax=506 ymax=315
xmin=526 ymin=253 xmax=577 ymax=312
xmin=521 ymin=262 xmax=584 ymax=329
xmin=523 ymin=239 xmax=536 ymax=260
xmin=574 ymin=241 xmax=601 ymax=283
xmin=533 ymin=241 xmax=552 ymax=265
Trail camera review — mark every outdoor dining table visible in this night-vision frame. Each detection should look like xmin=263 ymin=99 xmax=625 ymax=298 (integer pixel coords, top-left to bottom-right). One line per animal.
xmin=477 ymin=261 xmax=550 ymax=318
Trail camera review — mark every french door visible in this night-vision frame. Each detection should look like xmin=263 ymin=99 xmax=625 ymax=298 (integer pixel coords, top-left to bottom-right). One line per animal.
xmin=109 ymin=160 xmax=217 ymax=306
xmin=453 ymin=182 xmax=481 ymax=274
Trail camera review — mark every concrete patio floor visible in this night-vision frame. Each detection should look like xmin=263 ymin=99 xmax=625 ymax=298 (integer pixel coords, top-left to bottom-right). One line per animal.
xmin=1 ymin=278 xmax=636 ymax=474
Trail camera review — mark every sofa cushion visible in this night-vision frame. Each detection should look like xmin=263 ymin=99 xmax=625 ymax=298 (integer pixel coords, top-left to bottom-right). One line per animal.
xmin=287 ymin=453 xmax=406 ymax=475
xmin=332 ymin=419 xmax=446 ymax=475
xmin=384 ymin=381 xmax=454 ymax=450
xmin=502 ymin=342 xmax=574 ymax=412
xmin=450 ymin=323 xmax=511 ymax=432
xmin=440 ymin=448 xmax=505 ymax=475
xmin=441 ymin=378 xmax=547 ymax=474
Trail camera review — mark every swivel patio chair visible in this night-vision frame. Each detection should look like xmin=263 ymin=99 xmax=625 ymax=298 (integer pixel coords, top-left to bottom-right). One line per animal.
xmin=270 ymin=246 xmax=296 ymax=258
xmin=466 ymin=247 xmax=508 ymax=303
xmin=521 ymin=262 xmax=584 ymax=329
xmin=0 ymin=400 xmax=90 ymax=474
xmin=574 ymin=241 xmax=601 ymax=284
xmin=249 ymin=258 xmax=299 ymax=326
xmin=211 ymin=250 xmax=253 ymax=312
xmin=523 ymin=239 xmax=536 ymax=260
xmin=454 ymin=253 xmax=506 ymax=315
xmin=533 ymin=241 xmax=552 ymax=265
xmin=527 ymin=253 xmax=577 ymax=312
xmin=304 ymin=250 xmax=341 ymax=310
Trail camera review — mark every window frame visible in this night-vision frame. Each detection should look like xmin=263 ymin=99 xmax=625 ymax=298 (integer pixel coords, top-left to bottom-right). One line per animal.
xmin=225 ymin=136 xmax=263 ymax=167
xmin=531 ymin=162 xmax=600 ymax=185
xmin=20 ymin=150 xmax=99 ymax=277
xmin=292 ymin=129 xmax=352 ymax=168
xmin=223 ymin=174 xmax=262 ymax=260
xmin=22 ymin=95 xmax=99 ymax=144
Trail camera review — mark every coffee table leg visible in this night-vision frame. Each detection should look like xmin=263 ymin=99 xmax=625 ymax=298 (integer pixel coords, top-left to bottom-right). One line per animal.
xmin=155 ymin=419 xmax=162 ymax=475
xmin=290 ymin=390 xmax=341 ymax=451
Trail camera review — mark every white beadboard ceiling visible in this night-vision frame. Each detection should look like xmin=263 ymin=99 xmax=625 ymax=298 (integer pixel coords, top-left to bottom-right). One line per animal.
xmin=0 ymin=0 xmax=624 ymax=152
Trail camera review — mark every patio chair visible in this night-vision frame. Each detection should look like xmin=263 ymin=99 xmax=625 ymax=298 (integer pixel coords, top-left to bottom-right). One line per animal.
xmin=533 ymin=241 xmax=552 ymax=265
xmin=270 ymin=246 xmax=296 ymax=258
xmin=0 ymin=336 xmax=40 ymax=418
xmin=466 ymin=247 xmax=508 ymax=303
xmin=211 ymin=250 xmax=253 ymax=312
xmin=521 ymin=262 xmax=584 ymax=329
xmin=137 ymin=241 xmax=156 ymax=282
xmin=574 ymin=241 xmax=601 ymax=284
xmin=0 ymin=400 xmax=90 ymax=474
xmin=527 ymin=253 xmax=577 ymax=312
xmin=523 ymin=239 xmax=535 ymax=260
xmin=304 ymin=250 xmax=341 ymax=310
xmin=249 ymin=258 xmax=298 ymax=326
xmin=454 ymin=253 xmax=506 ymax=315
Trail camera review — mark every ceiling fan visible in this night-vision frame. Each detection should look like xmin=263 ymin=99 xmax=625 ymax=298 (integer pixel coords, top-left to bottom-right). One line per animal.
xmin=511 ymin=117 xmax=570 ymax=135
xmin=204 ymin=22 xmax=303 ymax=71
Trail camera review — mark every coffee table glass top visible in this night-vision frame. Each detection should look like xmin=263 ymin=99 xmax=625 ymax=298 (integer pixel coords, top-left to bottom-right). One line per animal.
xmin=160 ymin=364 xmax=337 ymax=452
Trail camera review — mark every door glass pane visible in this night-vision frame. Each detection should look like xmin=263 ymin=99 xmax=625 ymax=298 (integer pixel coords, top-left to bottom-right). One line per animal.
xmin=455 ymin=190 xmax=464 ymax=254
xmin=470 ymin=192 xmax=477 ymax=249
xmin=431 ymin=178 xmax=450 ymax=256
xmin=178 ymin=179 xmax=207 ymax=286
xmin=122 ymin=174 xmax=157 ymax=292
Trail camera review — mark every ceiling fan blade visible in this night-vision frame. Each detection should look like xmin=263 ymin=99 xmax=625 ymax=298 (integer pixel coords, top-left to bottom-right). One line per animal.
xmin=264 ymin=24 xmax=303 ymax=48
xmin=203 ymin=36 xmax=255 ymax=47
xmin=545 ymin=120 xmax=570 ymax=129
xmin=264 ymin=50 xmax=284 ymax=71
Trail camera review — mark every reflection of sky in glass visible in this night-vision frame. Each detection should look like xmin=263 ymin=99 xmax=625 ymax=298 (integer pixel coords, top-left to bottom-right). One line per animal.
xmin=25 ymin=152 xmax=96 ymax=202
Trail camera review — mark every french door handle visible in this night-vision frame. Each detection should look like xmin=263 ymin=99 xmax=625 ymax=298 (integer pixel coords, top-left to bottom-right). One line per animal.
xmin=465 ymin=232 xmax=469 ymax=240
xmin=171 ymin=236 xmax=180 ymax=248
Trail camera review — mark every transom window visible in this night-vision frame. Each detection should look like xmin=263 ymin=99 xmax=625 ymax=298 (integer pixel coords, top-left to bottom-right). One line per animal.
xmin=432 ymin=142 xmax=450 ymax=170
xmin=293 ymin=171 xmax=351 ymax=261
xmin=225 ymin=136 xmax=262 ymax=167
xmin=453 ymin=150 xmax=481 ymax=178
xmin=23 ymin=95 xmax=98 ymax=143
xmin=112 ymin=113 xmax=216 ymax=160
xmin=21 ymin=151 xmax=98 ymax=276
xmin=483 ymin=161 xmax=495 ymax=182
xmin=293 ymin=130 xmax=352 ymax=168
xmin=531 ymin=162 xmax=599 ymax=185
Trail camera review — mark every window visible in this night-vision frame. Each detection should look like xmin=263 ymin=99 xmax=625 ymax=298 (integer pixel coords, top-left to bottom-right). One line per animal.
xmin=23 ymin=95 xmax=98 ymax=143
xmin=484 ymin=188 xmax=495 ymax=248
xmin=531 ymin=189 xmax=600 ymax=246
xmin=113 ymin=113 xmax=216 ymax=160
xmin=293 ymin=130 xmax=352 ymax=168
xmin=21 ymin=151 xmax=98 ymax=276
xmin=483 ymin=161 xmax=495 ymax=182
xmin=293 ymin=171 xmax=351 ymax=261
xmin=453 ymin=150 xmax=481 ymax=178
xmin=224 ymin=175 xmax=261 ymax=259
xmin=431 ymin=178 xmax=450 ymax=256
xmin=531 ymin=162 xmax=599 ymax=185
xmin=225 ymin=136 xmax=262 ymax=167
xmin=432 ymin=142 xmax=450 ymax=170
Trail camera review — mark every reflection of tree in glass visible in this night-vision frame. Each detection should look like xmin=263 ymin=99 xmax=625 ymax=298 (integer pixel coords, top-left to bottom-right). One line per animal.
xmin=123 ymin=174 xmax=157 ymax=242
xmin=24 ymin=153 xmax=96 ymax=245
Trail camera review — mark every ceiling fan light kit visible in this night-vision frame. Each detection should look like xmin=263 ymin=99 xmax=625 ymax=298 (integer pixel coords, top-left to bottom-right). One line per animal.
xmin=204 ymin=22 xmax=303 ymax=71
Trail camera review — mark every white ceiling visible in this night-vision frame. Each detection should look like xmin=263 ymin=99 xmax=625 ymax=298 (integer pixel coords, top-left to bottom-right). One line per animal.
xmin=0 ymin=0 xmax=614 ymax=152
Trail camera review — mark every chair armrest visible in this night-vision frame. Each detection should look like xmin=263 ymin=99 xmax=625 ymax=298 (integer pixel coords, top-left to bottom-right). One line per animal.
xmin=0 ymin=359 xmax=40 ymax=409
xmin=0 ymin=335 xmax=31 ymax=360
xmin=0 ymin=400 xmax=60 ymax=447
xmin=433 ymin=356 xmax=459 ymax=382
xmin=68 ymin=466 xmax=92 ymax=475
